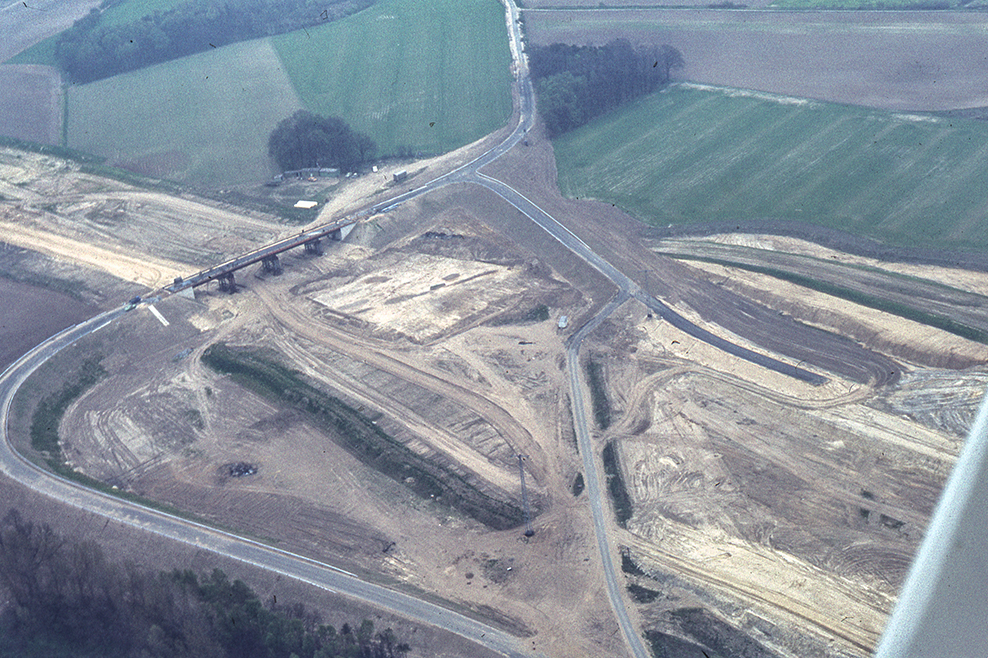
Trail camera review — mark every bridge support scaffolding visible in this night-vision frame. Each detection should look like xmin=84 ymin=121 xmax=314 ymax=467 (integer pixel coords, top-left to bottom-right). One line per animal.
xmin=303 ymin=238 xmax=322 ymax=255
xmin=261 ymin=255 xmax=283 ymax=275
xmin=217 ymin=272 xmax=236 ymax=294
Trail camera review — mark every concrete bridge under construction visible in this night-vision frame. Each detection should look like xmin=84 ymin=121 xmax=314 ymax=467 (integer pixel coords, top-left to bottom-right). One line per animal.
xmin=166 ymin=216 xmax=357 ymax=294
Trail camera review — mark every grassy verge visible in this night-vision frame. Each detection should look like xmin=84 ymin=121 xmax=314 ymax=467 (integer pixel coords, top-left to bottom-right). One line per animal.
xmin=572 ymin=472 xmax=585 ymax=497
xmin=585 ymin=358 xmax=612 ymax=429
xmin=30 ymin=357 xmax=106 ymax=457
xmin=665 ymin=253 xmax=988 ymax=345
xmin=620 ymin=547 xmax=647 ymax=576
xmin=554 ymin=84 xmax=988 ymax=252
xmin=602 ymin=441 xmax=633 ymax=528
xmin=0 ymin=135 xmax=104 ymax=164
xmin=201 ymin=343 xmax=524 ymax=530
xmin=627 ymin=583 xmax=660 ymax=603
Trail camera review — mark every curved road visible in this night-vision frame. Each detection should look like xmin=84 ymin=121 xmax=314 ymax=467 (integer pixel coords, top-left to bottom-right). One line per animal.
xmin=0 ymin=2 xmax=837 ymax=657
xmin=0 ymin=311 xmax=532 ymax=658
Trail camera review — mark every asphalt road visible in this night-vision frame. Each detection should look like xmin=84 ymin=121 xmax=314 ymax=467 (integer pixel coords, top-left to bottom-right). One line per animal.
xmin=563 ymin=292 xmax=652 ymax=658
xmin=0 ymin=309 xmax=533 ymax=658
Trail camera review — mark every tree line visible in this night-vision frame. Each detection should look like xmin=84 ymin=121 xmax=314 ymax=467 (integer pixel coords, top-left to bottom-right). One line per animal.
xmin=0 ymin=509 xmax=409 ymax=658
xmin=529 ymin=40 xmax=684 ymax=137
xmin=268 ymin=110 xmax=377 ymax=173
xmin=55 ymin=0 xmax=373 ymax=84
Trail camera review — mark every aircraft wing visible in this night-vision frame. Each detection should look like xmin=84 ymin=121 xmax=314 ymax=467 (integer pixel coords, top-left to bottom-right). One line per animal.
xmin=874 ymin=387 xmax=988 ymax=657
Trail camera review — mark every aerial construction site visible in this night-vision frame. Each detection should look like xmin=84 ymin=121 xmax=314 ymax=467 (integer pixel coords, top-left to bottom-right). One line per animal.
xmin=3 ymin=0 xmax=988 ymax=657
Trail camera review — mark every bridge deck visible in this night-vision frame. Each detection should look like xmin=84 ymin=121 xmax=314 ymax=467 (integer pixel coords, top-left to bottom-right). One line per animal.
xmin=166 ymin=217 xmax=357 ymax=293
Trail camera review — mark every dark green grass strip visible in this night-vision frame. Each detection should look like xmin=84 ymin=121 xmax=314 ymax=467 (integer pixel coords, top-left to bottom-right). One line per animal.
xmin=602 ymin=441 xmax=633 ymax=528
xmin=585 ymin=358 xmax=612 ymax=429
xmin=0 ymin=135 xmax=105 ymax=164
xmin=665 ymin=253 xmax=988 ymax=345
xmin=201 ymin=343 xmax=524 ymax=530
xmin=627 ymin=583 xmax=660 ymax=604
xmin=30 ymin=357 xmax=106 ymax=456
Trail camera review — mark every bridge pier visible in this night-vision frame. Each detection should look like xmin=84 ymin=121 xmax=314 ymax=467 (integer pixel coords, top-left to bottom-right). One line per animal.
xmin=261 ymin=255 xmax=283 ymax=275
xmin=217 ymin=272 xmax=236 ymax=293
xmin=303 ymin=238 xmax=322 ymax=255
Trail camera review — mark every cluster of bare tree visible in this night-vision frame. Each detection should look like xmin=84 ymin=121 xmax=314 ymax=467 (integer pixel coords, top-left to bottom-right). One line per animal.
xmin=0 ymin=509 xmax=409 ymax=658
xmin=530 ymin=39 xmax=684 ymax=136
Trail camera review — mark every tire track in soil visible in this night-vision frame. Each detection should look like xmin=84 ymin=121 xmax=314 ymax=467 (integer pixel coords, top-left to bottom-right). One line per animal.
xmin=253 ymin=283 xmax=548 ymax=486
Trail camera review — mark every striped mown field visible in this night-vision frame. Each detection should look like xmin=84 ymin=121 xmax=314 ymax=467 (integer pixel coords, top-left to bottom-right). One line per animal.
xmin=273 ymin=0 xmax=512 ymax=159
xmin=553 ymin=84 xmax=988 ymax=251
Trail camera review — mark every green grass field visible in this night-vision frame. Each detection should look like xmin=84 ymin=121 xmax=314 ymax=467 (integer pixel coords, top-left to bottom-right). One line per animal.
xmin=553 ymin=84 xmax=988 ymax=251
xmin=67 ymin=39 xmax=304 ymax=186
xmin=272 ymin=0 xmax=513 ymax=158
xmin=58 ymin=0 xmax=512 ymax=186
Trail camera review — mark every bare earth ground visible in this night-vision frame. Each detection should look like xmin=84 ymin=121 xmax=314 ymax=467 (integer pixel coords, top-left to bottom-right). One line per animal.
xmin=34 ymin=184 xmax=628 ymax=657
xmin=4 ymin=113 xmax=988 ymax=656
xmin=1 ymin=3 xmax=984 ymax=656
xmin=0 ymin=276 xmax=93 ymax=370
xmin=0 ymin=64 xmax=61 ymax=144
xmin=524 ymin=9 xmax=988 ymax=111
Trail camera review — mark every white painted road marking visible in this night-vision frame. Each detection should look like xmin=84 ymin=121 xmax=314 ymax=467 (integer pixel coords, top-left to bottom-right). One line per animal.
xmin=148 ymin=305 xmax=169 ymax=327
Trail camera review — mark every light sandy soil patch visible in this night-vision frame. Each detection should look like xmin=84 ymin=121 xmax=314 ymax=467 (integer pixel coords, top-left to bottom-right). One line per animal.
xmin=874 ymin=366 xmax=988 ymax=437
xmin=585 ymin=300 xmax=959 ymax=656
xmin=678 ymin=258 xmax=988 ymax=367
xmin=525 ymin=9 xmax=988 ymax=110
xmin=0 ymin=64 xmax=61 ymax=143
xmin=704 ymin=232 xmax=988 ymax=297
xmin=0 ymin=146 xmax=291 ymax=287
xmin=314 ymin=253 xmax=526 ymax=342
xmin=0 ymin=217 xmax=189 ymax=288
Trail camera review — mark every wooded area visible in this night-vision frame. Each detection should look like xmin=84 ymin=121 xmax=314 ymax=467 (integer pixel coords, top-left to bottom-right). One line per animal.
xmin=268 ymin=111 xmax=377 ymax=173
xmin=0 ymin=509 xmax=410 ymax=658
xmin=55 ymin=0 xmax=373 ymax=83
xmin=529 ymin=40 xmax=684 ymax=137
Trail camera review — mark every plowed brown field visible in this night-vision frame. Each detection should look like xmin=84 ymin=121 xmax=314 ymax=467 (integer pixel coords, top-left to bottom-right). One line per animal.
xmin=525 ymin=9 xmax=988 ymax=111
